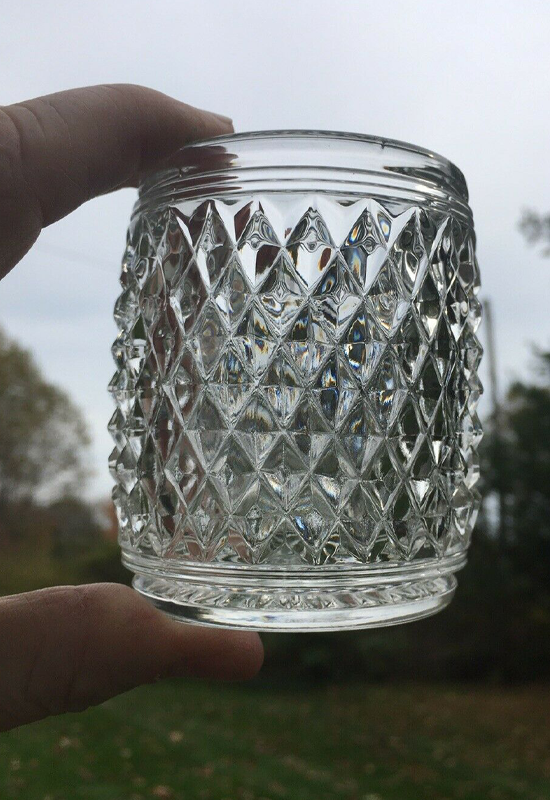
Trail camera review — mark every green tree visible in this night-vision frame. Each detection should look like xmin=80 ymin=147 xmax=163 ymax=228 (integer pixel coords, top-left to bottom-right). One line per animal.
xmin=486 ymin=350 xmax=550 ymax=588
xmin=48 ymin=496 xmax=101 ymax=557
xmin=0 ymin=327 xmax=90 ymax=505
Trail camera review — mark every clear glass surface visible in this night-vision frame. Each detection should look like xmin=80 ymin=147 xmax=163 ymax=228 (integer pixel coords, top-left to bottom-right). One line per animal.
xmin=109 ymin=131 xmax=483 ymax=630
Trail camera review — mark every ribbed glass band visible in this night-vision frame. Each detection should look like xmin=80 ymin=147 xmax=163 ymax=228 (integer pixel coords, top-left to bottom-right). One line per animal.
xmin=136 ymin=131 xmax=470 ymax=220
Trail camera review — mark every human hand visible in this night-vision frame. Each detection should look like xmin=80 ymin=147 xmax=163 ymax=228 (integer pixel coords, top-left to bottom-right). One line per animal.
xmin=0 ymin=85 xmax=263 ymax=732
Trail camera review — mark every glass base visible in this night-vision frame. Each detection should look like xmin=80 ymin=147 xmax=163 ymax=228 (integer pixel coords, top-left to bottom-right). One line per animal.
xmin=127 ymin=555 xmax=463 ymax=632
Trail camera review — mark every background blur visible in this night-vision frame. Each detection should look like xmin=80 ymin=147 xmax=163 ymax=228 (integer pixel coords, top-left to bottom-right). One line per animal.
xmin=1 ymin=2 xmax=550 ymax=799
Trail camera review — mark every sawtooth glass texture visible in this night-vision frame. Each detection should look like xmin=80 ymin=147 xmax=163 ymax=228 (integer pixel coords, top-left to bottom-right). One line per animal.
xmin=108 ymin=132 xmax=482 ymax=628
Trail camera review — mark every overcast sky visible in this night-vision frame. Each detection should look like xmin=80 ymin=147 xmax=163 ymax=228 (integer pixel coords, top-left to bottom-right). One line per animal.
xmin=1 ymin=0 xmax=549 ymax=498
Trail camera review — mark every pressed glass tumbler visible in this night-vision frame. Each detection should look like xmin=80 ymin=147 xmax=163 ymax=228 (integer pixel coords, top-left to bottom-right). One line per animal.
xmin=109 ymin=131 xmax=483 ymax=631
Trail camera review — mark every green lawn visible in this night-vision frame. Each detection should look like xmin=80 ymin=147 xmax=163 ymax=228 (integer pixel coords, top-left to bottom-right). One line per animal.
xmin=1 ymin=681 xmax=549 ymax=800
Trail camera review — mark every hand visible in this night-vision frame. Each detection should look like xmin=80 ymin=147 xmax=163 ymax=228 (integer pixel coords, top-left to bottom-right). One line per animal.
xmin=0 ymin=85 xmax=263 ymax=732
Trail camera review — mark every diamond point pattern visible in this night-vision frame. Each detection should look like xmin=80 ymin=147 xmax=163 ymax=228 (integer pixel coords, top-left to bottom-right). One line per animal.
xmin=111 ymin=196 xmax=482 ymax=564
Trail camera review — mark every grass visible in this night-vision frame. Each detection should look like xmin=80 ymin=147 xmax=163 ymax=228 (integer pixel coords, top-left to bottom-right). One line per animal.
xmin=0 ymin=541 xmax=130 ymax=597
xmin=1 ymin=681 xmax=549 ymax=800
xmin=1 ymin=546 xmax=549 ymax=798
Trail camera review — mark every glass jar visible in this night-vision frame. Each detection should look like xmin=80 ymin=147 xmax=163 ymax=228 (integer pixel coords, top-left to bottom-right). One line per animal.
xmin=109 ymin=131 xmax=482 ymax=631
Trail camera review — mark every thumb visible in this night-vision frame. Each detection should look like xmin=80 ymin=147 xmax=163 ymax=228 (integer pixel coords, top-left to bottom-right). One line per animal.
xmin=0 ymin=583 xmax=263 ymax=732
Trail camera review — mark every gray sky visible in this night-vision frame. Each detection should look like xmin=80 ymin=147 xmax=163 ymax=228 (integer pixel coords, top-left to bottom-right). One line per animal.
xmin=1 ymin=0 xmax=549 ymax=498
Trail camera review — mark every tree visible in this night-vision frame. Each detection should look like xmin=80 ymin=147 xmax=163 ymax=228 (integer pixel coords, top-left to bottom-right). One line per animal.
xmin=519 ymin=209 xmax=550 ymax=255
xmin=0 ymin=327 xmax=90 ymax=505
xmin=48 ymin=496 xmax=101 ymax=557
xmin=487 ymin=350 xmax=550 ymax=587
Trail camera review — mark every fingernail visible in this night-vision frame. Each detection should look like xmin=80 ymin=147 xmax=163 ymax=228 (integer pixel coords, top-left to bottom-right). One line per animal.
xmin=211 ymin=112 xmax=233 ymax=126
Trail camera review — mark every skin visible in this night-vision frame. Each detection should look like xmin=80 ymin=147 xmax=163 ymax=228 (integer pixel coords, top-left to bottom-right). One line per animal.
xmin=0 ymin=85 xmax=264 ymax=732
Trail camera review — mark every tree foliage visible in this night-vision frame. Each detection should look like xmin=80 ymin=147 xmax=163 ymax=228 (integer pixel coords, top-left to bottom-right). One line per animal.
xmin=0 ymin=327 xmax=90 ymax=504
xmin=519 ymin=209 xmax=550 ymax=255
xmin=484 ymin=350 xmax=550 ymax=588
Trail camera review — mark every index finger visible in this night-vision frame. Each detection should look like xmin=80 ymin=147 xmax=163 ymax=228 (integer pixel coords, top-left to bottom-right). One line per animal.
xmin=0 ymin=84 xmax=233 ymax=277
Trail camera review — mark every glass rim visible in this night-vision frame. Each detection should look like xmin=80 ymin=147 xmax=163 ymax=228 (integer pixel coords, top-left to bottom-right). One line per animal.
xmin=178 ymin=128 xmax=459 ymax=170
xmin=137 ymin=128 xmax=470 ymax=216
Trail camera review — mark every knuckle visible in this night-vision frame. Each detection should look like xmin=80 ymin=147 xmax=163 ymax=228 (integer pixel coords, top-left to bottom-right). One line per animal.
xmin=0 ymin=106 xmax=43 ymax=218
xmin=17 ymin=585 xmax=93 ymax=717
xmin=0 ymin=105 xmax=45 ymax=247
xmin=59 ymin=584 xmax=107 ymax=713
xmin=101 ymin=83 xmax=157 ymax=109
xmin=18 ymin=582 xmax=154 ymax=719
xmin=39 ymin=585 xmax=96 ymax=715
xmin=61 ymin=583 xmax=156 ymax=711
